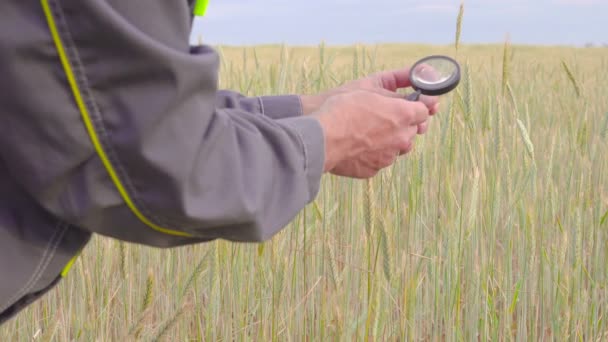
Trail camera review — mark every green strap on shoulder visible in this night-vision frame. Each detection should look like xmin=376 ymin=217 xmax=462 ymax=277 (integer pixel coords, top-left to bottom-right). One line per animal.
xmin=193 ymin=0 xmax=210 ymax=16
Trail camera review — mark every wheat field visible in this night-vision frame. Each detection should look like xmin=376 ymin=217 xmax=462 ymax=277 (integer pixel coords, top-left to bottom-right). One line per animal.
xmin=2 ymin=22 xmax=608 ymax=342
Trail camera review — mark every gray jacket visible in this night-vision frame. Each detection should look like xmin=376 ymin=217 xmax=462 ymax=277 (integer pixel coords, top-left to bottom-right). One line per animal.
xmin=0 ymin=0 xmax=324 ymax=324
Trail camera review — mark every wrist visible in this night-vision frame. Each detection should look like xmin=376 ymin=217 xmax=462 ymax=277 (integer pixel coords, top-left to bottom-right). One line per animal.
xmin=299 ymin=94 xmax=325 ymax=115
xmin=313 ymin=110 xmax=350 ymax=172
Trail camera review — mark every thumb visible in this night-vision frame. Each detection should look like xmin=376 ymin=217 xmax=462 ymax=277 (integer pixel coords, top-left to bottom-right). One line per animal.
xmin=371 ymin=68 xmax=413 ymax=91
xmin=363 ymin=87 xmax=409 ymax=100
xmin=372 ymin=88 xmax=438 ymax=114
xmin=385 ymin=96 xmax=430 ymax=126
xmin=370 ymin=88 xmax=437 ymax=118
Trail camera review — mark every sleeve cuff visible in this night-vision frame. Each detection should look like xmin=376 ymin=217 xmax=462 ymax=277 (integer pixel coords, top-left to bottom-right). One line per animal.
xmin=259 ymin=95 xmax=304 ymax=120
xmin=276 ymin=115 xmax=325 ymax=202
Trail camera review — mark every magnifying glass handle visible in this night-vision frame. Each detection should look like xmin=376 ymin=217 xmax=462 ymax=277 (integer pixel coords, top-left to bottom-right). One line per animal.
xmin=406 ymin=91 xmax=421 ymax=101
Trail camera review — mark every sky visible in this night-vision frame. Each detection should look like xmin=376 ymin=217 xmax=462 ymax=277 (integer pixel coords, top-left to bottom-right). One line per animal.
xmin=190 ymin=0 xmax=607 ymax=47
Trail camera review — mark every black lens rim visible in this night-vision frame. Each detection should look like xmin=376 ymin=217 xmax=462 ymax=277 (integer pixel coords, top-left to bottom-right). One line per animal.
xmin=410 ymin=55 xmax=461 ymax=96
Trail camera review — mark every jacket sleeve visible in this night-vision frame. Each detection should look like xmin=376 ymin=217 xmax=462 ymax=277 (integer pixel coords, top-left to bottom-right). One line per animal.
xmin=0 ymin=0 xmax=325 ymax=247
xmin=215 ymin=90 xmax=306 ymax=120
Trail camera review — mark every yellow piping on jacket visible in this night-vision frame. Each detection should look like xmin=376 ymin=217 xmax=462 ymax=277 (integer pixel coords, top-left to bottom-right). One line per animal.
xmin=41 ymin=0 xmax=193 ymax=246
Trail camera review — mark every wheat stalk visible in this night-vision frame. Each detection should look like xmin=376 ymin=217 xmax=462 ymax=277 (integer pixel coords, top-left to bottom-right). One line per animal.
xmin=364 ymin=177 xmax=375 ymax=341
xmin=180 ymin=254 xmax=208 ymax=301
xmin=507 ymin=82 xmax=518 ymax=115
xmin=4 ymin=37 xmax=608 ymax=342
xmin=151 ymin=304 xmax=188 ymax=342
xmin=601 ymin=111 xmax=608 ymax=139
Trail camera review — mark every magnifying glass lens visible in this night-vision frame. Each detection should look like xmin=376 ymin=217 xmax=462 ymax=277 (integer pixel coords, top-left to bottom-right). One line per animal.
xmin=411 ymin=59 xmax=458 ymax=85
xmin=406 ymin=55 xmax=461 ymax=100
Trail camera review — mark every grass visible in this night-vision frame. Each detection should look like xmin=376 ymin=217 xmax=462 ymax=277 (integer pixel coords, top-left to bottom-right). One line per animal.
xmin=3 ymin=26 xmax=608 ymax=342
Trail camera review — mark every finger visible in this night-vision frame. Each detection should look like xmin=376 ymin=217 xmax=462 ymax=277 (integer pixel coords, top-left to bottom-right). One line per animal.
xmin=370 ymin=68 xmax=413 ymax=91
xmin=378 ymin=150 xmax=399 ymax=168
xmin=396 ymin=126 xmax=418 ymax=153
xmin=419 ymin=94 xmax=439 ymax=113
xmin=369 ymin=88 xmax=409 ymax=99
xmin=430 ymin=103 xmax=440 ymax=115
xmin=405 ymin=101 xmax=430 ymax=126
xmin=360 ymin=153 xmax=394 ymax=177
xmin=399 ymin=140 xmax=415 ymax=155
xmin=417 ymin=120 xmax=429 ymax=134
xmin=378 ymin=89 xmax=439 ymax=115
xmin=404 ymin=140 xmax=415 ymax=154
xmin=384 ymin=96 xmax=430 ymax=126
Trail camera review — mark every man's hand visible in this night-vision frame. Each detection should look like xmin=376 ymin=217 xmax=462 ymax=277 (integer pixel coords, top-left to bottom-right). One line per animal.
xmin=312 ymin=90 xmax=430 ymax=178
xmin=300 ymin=67 xmax=439 ymax=135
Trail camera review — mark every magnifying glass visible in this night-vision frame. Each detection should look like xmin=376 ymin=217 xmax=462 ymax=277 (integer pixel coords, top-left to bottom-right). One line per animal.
xmin=406 ymin=55 xmax=461 ymax=101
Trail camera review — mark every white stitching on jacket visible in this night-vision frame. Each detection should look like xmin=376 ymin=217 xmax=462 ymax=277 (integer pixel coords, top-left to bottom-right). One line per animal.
xmin=0 ymin=223 xmax=68 ymax=313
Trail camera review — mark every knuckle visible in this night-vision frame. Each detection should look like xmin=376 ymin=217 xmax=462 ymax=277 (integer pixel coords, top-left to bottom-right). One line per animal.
xmin=398 ymin=139 xmax=412 ymax=152
xmin=383 ymin=152 xmax=396 ymax=165
xmin=366 ymin=169 xmax=379 ymax=178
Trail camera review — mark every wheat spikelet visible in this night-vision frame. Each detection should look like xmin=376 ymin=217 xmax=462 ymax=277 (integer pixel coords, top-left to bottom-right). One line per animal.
xmin=455 ymin=2 xmax=464 ymax=52
xmin=378 ymin=217 xmax=392 ymax=282
xmin=364 ymin=179 xmax=374 ymax=238
xmin=600 ymin=209 xmax=608 ymax=227
xmin=575 ymin=209 xmax=582 ymax=266
xmin=372 ymin=284 xmax=383 ymax=338
xmin=468 ymin=167 xmax=480 ymax=231
xmin=326 ymin=238 xmax=341 ymax=287
xmin=495 ymin=99 xmax=503 ymax=156
xmin=493 ymin=175 xmax=501 ymax=229
xmin=129 ymin=269 xmax=155 ymax=339
xmin=502 ymin=36 xmax=510 ymax=97
xmin=558 ymin=218 xmax=568 ymax=268
xmin=505 ymin=163 xmax=513 ymax=207
xmin=142 ymin=270 xmax=154 ymax=312
xmin=364 ymin=272 xmax=379 ymax=341
xmin=180 ymin=254 xmax=208 ymax=300
xmin=483 ymin=92 xmax=492 ymax=131
xmin=516 ymin=119 xmax=535 ymax=162
xmin=600 ymin=111 xmax=608 ymax=139
xmin=561 ymin=60 xmax=581 ymax=97
xmin=465 ymin=60 xmax=473 ymax=118
xmin=417 ymin=153 xmax=424 ymax=187
xmin=214 ymin=241 xmax=221 ymax=281
xmin=152 ymin=304 xmax=188 ymax=342
xmin=506 ymin=82 xmax=518 ymax=116
xmin=118 ymin=242 xmax=127 ymax=279
xmin=448 ymin=97 xmax=457 ymax=165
